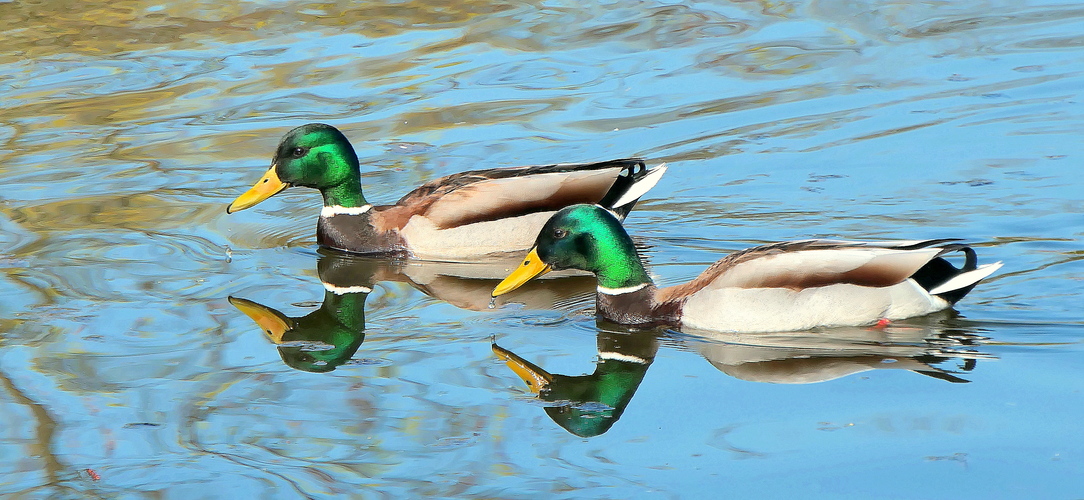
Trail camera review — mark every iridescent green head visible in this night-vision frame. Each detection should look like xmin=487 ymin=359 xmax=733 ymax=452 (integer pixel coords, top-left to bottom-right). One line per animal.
xmin=227 ymin=123 xmax=366 ymax=213
xmin=493 ymin=204 xmax=652 ymax=294
xmin=273 ymin=123 xmax=360 ymax=191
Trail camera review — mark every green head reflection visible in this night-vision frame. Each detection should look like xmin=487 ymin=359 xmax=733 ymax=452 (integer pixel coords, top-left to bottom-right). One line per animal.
xmin=228 ymin=254 xmax=385 ymax=373
xmin=229 ymin=250 xmax=599 ymax=373
xmin=493 ymin=327 xmax=661 ymax=438
xmin=229 ymin=288 xmax=369 ymax=373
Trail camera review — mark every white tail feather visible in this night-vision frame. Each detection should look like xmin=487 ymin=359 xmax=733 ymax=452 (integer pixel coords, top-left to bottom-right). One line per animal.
xmin=611 ymin=163 xmax=668 ymax=208
xmin=928 ymin=261 xmax=1003 ymax=295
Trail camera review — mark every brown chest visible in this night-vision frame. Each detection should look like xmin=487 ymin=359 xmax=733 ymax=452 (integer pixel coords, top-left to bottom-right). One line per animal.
xmin=595 ymin=286 xmax=684 ymax=327
xmin=317 ymin=214 xmax=406 ymax=256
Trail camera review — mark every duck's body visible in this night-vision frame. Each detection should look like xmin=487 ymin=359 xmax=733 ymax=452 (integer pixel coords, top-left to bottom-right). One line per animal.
xmin=227 ymin=123 xmax=666 ymax=260
xmin=493 ymin=205 xmax=1003 ymax=333
xmin=594 ymin=239 xmax=996 ymax=332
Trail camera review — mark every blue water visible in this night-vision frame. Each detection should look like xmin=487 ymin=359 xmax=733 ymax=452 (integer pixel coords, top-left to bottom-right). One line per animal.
xmin=1 ymin=1 xmax=1082 ymax=498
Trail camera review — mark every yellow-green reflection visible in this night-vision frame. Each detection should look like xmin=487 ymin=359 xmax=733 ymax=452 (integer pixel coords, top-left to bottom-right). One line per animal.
xmin=231 ymin=251 xmax=595 ymax=372
xmin=493 ymin=325 xmax=661 ymax=438
xmin=229 ymin=255 xmax=386 ymax=372
xmin=495 ymin=315 xmax=992 ymax=437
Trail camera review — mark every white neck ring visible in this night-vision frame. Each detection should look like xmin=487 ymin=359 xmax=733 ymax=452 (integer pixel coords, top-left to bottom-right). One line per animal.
xmin=599 ymin=351 xmax=650 ymax=364
xmin=323 ymin=282 xmax=373 ymax=295
xmin=321 ymin=204 xmax=372 ymax=217
xmin=597 ymin=283 xmax=648 ymax=295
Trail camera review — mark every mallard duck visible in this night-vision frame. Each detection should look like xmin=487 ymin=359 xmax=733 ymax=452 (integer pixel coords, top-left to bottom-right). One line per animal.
xmin=226 ymin=123 xmax=667 ymax=260
xmin=492 ymin=204 xmax=1003 ymax=333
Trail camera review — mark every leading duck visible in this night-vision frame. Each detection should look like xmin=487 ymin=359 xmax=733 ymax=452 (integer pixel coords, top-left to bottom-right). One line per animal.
xmin=227 ymin=123 xmax=666 ymax=260
xmin=492 ymin=204 xmax=1003 ymax=333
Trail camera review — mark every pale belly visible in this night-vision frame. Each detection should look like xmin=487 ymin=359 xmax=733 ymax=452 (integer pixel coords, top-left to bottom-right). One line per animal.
xmin=679 ymin=280 xmax=950 ymax=333
xmin=399 ymin=211 xmax=554 ymax=261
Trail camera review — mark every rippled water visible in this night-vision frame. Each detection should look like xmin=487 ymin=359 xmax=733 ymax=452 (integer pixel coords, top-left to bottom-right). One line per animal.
xmin=2 ymin=0 xmax=1083 ymax=497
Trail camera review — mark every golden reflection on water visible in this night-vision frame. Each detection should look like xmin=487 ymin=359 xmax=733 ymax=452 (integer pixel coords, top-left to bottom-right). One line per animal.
xmin=5 ymin=193 xmax=215 ymax=233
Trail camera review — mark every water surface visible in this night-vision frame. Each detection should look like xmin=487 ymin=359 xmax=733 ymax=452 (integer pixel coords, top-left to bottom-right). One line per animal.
xmin=1 ymin=0 xmax=1083 ymax=498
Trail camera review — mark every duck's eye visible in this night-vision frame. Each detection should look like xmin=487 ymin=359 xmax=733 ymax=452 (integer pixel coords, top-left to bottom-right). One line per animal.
xmin=292 ymin=147 xmax=308 ymax=158
xmin=553 ymin=228 xmax=568 ymax=239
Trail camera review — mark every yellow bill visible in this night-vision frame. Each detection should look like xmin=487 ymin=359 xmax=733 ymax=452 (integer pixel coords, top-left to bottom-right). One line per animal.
xmin=492 ymin=247 xmax=551 ymax=297
xmin=226 ymin=165 xmax=288 ymax=213
xmin=492 ymin=343 xmax=553 ymax=394
xmin=228 ymin=296 xmax=294 ymax=344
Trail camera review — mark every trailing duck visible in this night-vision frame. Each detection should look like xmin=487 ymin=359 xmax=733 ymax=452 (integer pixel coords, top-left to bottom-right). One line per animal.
xmin=492 ymin=204 xmax=1002 ymax=333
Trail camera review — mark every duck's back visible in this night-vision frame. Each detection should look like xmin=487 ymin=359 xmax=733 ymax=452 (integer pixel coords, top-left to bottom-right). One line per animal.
xmin=669 ymin=239 xmax=999 ymax=333
xmin=389 ymin=159 xmax=664 ymax=260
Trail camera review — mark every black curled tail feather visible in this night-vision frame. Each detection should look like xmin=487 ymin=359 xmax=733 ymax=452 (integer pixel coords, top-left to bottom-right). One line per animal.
xmin=910 ymin=245 xmax=982 ymax=305
xmin=598 ymin=160 xmax=648 ymax=218
xmin=599 ymin=160 xmax=669 ymax=221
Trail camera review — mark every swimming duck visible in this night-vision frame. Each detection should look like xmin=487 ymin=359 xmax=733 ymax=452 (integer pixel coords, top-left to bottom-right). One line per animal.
xmin=226 ymin=123 xmax=666 ymax=260
xmin=492 ymin=204 xmax=1003 ymax=333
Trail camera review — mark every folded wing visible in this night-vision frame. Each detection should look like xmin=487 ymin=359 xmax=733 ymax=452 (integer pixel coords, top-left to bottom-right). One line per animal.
xmin=659 ymin=239 xmax=981 ymax=303
xmin=395 ymin=159 xmax=661 ymax=229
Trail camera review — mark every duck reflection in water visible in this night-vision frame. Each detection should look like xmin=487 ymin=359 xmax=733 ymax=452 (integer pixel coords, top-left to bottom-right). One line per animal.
xmin=686 ymin=314 xmax=991 ymax=385
xmin=494 ymin=314 xmax=991 ymax=437
xmin=230 ymin=250 xmax=595 ymax=372
xmin=494 ymin=323 xmax=662 ymax=438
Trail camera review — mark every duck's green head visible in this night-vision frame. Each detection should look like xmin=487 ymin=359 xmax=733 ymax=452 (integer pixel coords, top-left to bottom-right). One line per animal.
xmin=492 ymin=204 xmax=651 ymax=295
xmin=227 ymin=123 xmax=365 ymax=213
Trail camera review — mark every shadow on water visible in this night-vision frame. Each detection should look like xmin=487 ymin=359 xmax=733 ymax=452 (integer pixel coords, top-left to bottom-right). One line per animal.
xmin=229 ymin=250 xmax=595 ymax=372
xmin=494 ymin=314 xmax=994 ymax=437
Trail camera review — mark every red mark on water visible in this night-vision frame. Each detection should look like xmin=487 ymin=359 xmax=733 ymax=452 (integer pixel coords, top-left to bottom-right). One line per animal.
xmin=873 ymin=318 xmax=891 ymax=329
xmin=86 ymin=468 xmax=100 ymax=481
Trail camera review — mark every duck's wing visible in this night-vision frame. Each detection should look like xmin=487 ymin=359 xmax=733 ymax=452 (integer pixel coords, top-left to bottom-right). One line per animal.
xmin=391 ymin=159 xmax=666 ymax=230
xmin=658 ymin=239 xmax=999 ymax=304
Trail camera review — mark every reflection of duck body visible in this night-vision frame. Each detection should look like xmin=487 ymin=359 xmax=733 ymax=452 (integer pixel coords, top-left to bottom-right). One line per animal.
xmin=493 ymin=327 xmax=660 ymax=437
xmin=230 ymin=252 xmax=596 ymax=371
xmin=690 ymin=317 xmax=990 ymax=384
xmin=494 ymin=319 xmax=991 ymax=436
xmin=494 ymin=205 xmax=1003 ymax=333
xmin=392 ymin=257 xmax=595 ymax=311
xmin=227 ymin=123 xmax=666 ymax=260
